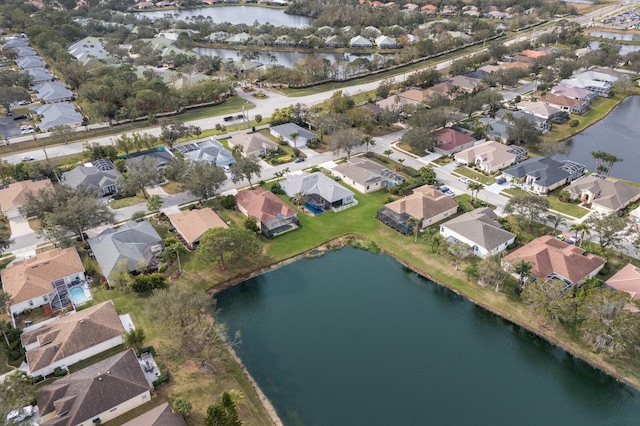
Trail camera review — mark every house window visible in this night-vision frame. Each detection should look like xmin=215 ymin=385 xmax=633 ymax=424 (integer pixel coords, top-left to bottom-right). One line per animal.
xmin=43 ymin=295 xmax=48 ymax=302
xmin=109 ymin=408 xmax=118 ymax=413
xmin=28 ymin=300 xmax=34 ymax=307
xmin=366 ymin=186 xmax=370 ymax=190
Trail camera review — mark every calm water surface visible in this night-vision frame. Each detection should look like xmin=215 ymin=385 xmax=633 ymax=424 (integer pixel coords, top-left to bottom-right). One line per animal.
xmin=136 ymin=6 xmax=311 ymax=27
xmin=554 ymin=95 xmax=640 ymax=181
xmin=216 ymin=248 xmax=640 ymax=426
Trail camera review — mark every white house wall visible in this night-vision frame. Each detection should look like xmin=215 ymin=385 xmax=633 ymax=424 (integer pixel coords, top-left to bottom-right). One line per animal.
xmin=76 ymin=390 xmax=151 ymax=426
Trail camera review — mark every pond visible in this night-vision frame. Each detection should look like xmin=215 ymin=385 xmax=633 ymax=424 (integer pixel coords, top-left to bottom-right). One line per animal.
xmin=589 ymin=41 xmax=640 ymax=55
xmin=553 ymin=95 xmax=640 ymax=181
xmin=216 ymin=248 xmax=640 ymax=426
xmin=194 ymin=46 xmax=393 ymax=68
xmin=589 ymin=31 xmax=640 ymax=42
xmin=135 ymin=5 xmax=311 ymax=27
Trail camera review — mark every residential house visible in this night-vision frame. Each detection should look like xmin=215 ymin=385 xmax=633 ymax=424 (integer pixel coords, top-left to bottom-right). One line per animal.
xmin=37 ymin=349 xmax=151 ymax=426
xmin=332 ymin=157 xmax=405 ymax=194
xmin=225 ymin=32 xmax=251 ymax=45
xmin=539 ymin=93 xmax=589 ymax=114
xmin=446 ymin=75 xmax=481 ymax=93
xmin=168 ymin=208 xmax=228 ymax=250
xmin=375 ymin=95 xmax=410 ymax=111
xmin=516 ymin=101 xmax=568 ymax=121
xmin=630 ymin=205 xmax=640 ymax=223
xmin=485 ymin=10 xmax=509 ymax=19
xmin=375 ymin=35 xmax=398 ymax=49
xmin=605 ymin=264 xmax=640 ymax=300
xmin=362 ymin=26 xmax=382 ymax=37
xmin=125 ymin=148 xmax=173 ymax=170
xmin=502 ymin=157 xmax=585 ymax=195
xmin=377 ymin=185 xmax=458 ymax=234
xmin=21 ymin=300 xmax=127 ymax=377
xmin=403 ymin=3 xmax=418 ymax=11
xmin=440 ymin=207 xmax=516 ymax=258
xmin=565 ymin=175 xmax=640 ymax=215
xmin=423 ymin=81 xmax=458 ymax=100
xmin=0 ymin=178 xmax=52 ymax=219
xmin=420 ymin=4 xmax=438 ymax=15
xmin=15 ymin=46 xmax=37 ymax=57
xmin=397 ymin=88 xmax=429 ymax=105
xmin=350 ymin=35 xmax=373 ymax=49
xmin=273 ymin=35 xmax=296 ymax=47
xmin=34 ymin=82 xmax=73 ymax=104
xmin=550 ymin=85 xmax=598 ymax=103
xmin=122 ymin=402 xmax=186 ymax=426
xmin=88 ymin=220 xmax=163 ymax=280
xmin=16 ymin=55 xmax=46 ymax=69
xmin=61 ymin=158 xmax=121 ymax=197
xmin=270 ymin=123 xmax=317 ymax=148
xmin=27 ymin=68 xmax=54 ymax=84
xmin=504 ymin=235 xmax=605 ymax=287
xmin=560 ymin=77 xmax=611 ymax=97
xmin=235 ymin=187 xmax=299 ymax=237
xmin=228 ymin=132 xmax=278 ymax=157
xmin=249 ymin=34 xmax=275 ymax=47
xmin=495 ymin=108 xmax=550 ymax=132
xmin=440 ymin=4 xmax=458 ymax=16
xmin=135 ymin=1 xmax=154 ymax=8
xmin=1 ymin=247 xmax=85 ymax=320
xmin=454 ymin=141 xmax=526 ymax=174
xmin=281 ymin=172 xmax=356 ymax=213
xmin=432 ymin=128 xmax=477 ymax=155
xmin=30 ymin=102 xmax=84 ymax=131
xmin=324 ymin=35 xmax=345 ymax=48
xmin=520 ymin=49 xmax=547 ymax=59
xmin=3 ymin=37 xmax=30 ymax=49
xmin=175 ymin=139 xmax=235 ymax=167
xmin=202 ymin=31 xmax=229 ymax=42
xmin=67 ymin=37 xmax=118 ymax=67
xmin=478 ymin=117 xmax=512 ymax=143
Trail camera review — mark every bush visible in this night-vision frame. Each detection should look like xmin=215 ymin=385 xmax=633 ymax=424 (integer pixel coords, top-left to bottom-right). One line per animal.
xmin=53 ymin=367 xmax=68 ymax=377
xmin=131 ymin=211 xmax=146 ymax=222
xmin=131 ymin=273 xmax=167 ymax=292
xmin=220 ymin=195 xmax=236 ymax=209
xmin=139 ymin=346 xmax=157 ymax=357
xmin=569 ymin=119 xmax=580 ymax=128
xmin=271 ymin=182 xmax=285 ymax=194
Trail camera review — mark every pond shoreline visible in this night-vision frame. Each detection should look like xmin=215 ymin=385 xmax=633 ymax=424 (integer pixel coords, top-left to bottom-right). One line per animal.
xmin=211 ymin=235 xmax=640 ymax=422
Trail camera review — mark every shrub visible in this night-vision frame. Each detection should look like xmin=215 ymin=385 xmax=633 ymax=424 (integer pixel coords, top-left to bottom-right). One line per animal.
xmin=139 ymin=346 xmax=157 ymax=357
xmin=53 ymin=367 xmax=68 ymax=377
xmin=271 ymin=182 xmax=285 ymax=195
xmin=131 ymin=273 xmax=167 ymax=292
xmin=131 ymin=211 xmax=146 ymax=222
xmin=220 ymin=195 xmax=236 ymax=209
xmin=569 ymin=119 xmax=580 ymax=128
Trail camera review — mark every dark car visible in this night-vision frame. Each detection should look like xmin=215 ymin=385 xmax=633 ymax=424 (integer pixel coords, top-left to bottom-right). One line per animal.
xmin=223 ymin=116 xmax=233 ymax=122
xmin=13 ymin=114 xmax=27 ymax=121
xmin=294 ymin=157 xmax=305 ymax=163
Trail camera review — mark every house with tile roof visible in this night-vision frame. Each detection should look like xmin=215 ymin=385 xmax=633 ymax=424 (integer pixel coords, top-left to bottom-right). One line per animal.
xmin=503 ymin=235 xmax=605 ymax=287
xmin=30 ymin=102 xmax=84 ymax=131
xmin=228 ymin=132 xmax=278 ymax=157
xmin=1 ymin=247 xmax=86 ymax=320
xmin=432 ymin=128 xmax=476 ymax=155
xmin=88 ymin=220 xmax=163 ymax=280
xmin=397 ymin=89 xmax=429 ymax=105
xmin=439 ymin=207 xmax=516 ymax=258
xmin=168 ymin=208 xmax=228 ymax=250
xmin=446 ymin=75 xmax=481 ymax=93
xmin=516 ymin=101 xmax=568 ymax=121
xmin=377 ymin=185 xmax=458 ymax=235
xmin=454 ymin=141 xmax=525 ymax=173
xmin=549 ymin=85 xmax=598 ymax=103
xmin=235 ymin=187 xmax=299 ymax=237
xmin=37 ymin=349 xmax=151 ymax=426
xmin=281 ymin=172 xmax=356 ymax=213
xmin=605 ymin=264 xmax=640 ymax=300
xmin=423 ymin=81 xmax=458 ymax=100
xmin=332 ymin=157 xmax=404 ymax=194
xmin=0 ymin=178 xmax=52 ymax=219
xmin=539 ymin=93 xmax=589 ymax=114
xmin=61 ymin=158 xmax=121 ymax=197
xmin=565 ymin=175 xmax=640 ymax=215
xmin=122 ymin=402 xmax=186 ymax=426
xmin=502 ymin=157 xmax=585 ymax=195
xmin=21 ymin=300 xmax=127 ymax=377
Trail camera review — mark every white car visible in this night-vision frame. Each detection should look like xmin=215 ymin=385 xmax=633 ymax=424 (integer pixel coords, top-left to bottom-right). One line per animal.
xmin=459 ymin=176 xmax=471 ymax=184
xmin=5 ymin=406 xmax=34 ymax=424
xmin=20 ymin=125 xmax=32 ymax=131
xmin=18 ymin=100 xmax=31 ymax=106
xmin=20 ymin=156 xmax=35 ymax=162
xmin=21 ymin=128 xmax=35 ymax=134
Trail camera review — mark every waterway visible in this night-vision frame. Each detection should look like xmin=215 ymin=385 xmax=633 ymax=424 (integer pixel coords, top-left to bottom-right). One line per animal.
xmin=216 ymin=248 xmax=640 ymax=426
xmin=135 ymin=5 xmax=311 ymax=27
xmin=553 ymin=95 xmax=640 ymax=181
xmin=589 ymin=31 xmax=640 ymax=42
xmin=589 ymin=41 xmax=640 ymax=55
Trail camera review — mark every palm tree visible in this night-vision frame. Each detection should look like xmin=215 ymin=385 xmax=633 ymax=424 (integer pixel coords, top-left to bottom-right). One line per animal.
xmin=547 ymin=214 xmax=566 ymax=233
xmin=362 ymin=135 xmax=375 ymax=153
xmin=430 ymin=233 xmax=445 ymax=254
xmin=293 ymin=191 xmax=306 ymax=207
xmin=0 ymin=319 xmax=12 ymax=347
xmin=467 ymin=181 xmax=484 ymax=204
xmin=570 ymin=222 xmax=590 ymax=248
xmin=407 ymin=216 xmax=423 ymax=243
xmin=512 ymin=259 xmax=532 ymax=289
xmin=289 ymin=132 xmax=300 ymax=150
xmin=383 ymin=149 xmax=393 ymax=159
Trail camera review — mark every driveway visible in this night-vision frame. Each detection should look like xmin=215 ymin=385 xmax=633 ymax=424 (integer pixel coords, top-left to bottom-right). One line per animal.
xmin=9 ymin=216 xmax=34 ymax=237
xmin=0 ymin=115 xmax=21 ymax=140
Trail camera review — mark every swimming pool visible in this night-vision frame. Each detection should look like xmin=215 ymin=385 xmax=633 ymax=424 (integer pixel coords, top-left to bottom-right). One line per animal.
xmin=69 ymin=287 xmax=88 ymax=306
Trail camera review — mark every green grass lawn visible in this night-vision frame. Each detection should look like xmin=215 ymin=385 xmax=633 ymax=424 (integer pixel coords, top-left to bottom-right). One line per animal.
xmin=453 ymin=167 xmax=496 ymax=185
xmin=161 ymin=180 xmax=184 ymax=194
xmin=109 ymin=195 xmax=147 ymax=210
xmin=501 ymin=187 xmax=589 ymax=219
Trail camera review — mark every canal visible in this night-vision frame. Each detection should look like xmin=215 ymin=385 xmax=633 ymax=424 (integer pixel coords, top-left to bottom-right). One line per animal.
xmin=216 ymin=248 xmax=640 ymax=426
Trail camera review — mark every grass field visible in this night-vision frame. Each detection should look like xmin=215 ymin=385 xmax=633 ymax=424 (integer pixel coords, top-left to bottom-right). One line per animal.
xmin=501 ymin=187 xmax=590 ymax=219
xmin=453 ymin=167 xmax=496 ymax=185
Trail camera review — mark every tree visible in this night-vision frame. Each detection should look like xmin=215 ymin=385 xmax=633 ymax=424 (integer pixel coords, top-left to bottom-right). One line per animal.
xmin=570 ymin=222 xmax=590 ymax=248
xmin=124 ymin=328 xmax=146 ymax=353
xmin=160 ymin=121 xmax=201 ymax=148
xmin=418 ymin=166 xmax=437 ymax=185
xmin=119 ymin=157 xmax=163 ymax=199
xmin=147 ymin=195 xmax=163 ymax=214
xmin=445 ymin=241 xmax=473 ymax=271
xmin=50 ymin=125 xmax=74 ymax=145
xmin=400 ymin=126 xmax=437 ymax=154
xmin=522 ymin=278 xmax=576 ymax=326
xmin=254 ymin=114 xmax=262 ymax=124
xmin=0 ymin=371 xmax=35 ymax=423
xmin=205 ymin=392 xmax=242 ymax=426
xmin=230 ymin=156 xmax=262 ymax=189
xmin=197 ymin=227 xmax=262 ymax=270
xmin=546 ymin=214 xmax=566 ymax=233
xmin=83 ymin=142 xmax=118 ymax=161
xmin=511 ymin=259 xmax=533 ymax=289
xmin=584 ymin=212 xmax=629 ymax=249
xmin=243 ymin=216 xmax=260 ymax=234
xmin=383 ymin=149 xmax=393 ymax=159
xmin=172 ymin=397 xmax=193 ymax=418
xmin=164 ymin=151 xmax=188 ymax=182
xmin=591 ymin=150 xmax=622 ymax=176
xmin=182 ymin=161 xmax=227 ymax=199
xmin=115 ymin=134 xmax=135 ymax=155
xmin=477 ymin=254 xmax=511 ymax=293
xmin=361 ymin=135 xmax=375 ymax=153
xmin=406 ymin=217 xmax=423 ymax=243
xmin=0 ymin=86 xmax=29 ymax=112
xmin=507 ymin=117 xmax=541 ymax=146
xmin=539 ymin=140 xmax=570 ymax=158
xmin=330 ymin=128 xmax=363 ymax=159
xmin=467 ymin=181 xmax=484 ymax=204
xmin=504 ymin=195 xmax=550 ymax=228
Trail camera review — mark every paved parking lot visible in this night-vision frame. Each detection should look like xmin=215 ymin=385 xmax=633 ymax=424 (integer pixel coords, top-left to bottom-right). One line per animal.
xmin=0 ymin=115 xmax=24 ymax=139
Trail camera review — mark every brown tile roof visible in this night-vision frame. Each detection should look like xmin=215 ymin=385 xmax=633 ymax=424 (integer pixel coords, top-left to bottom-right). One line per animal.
xmin=433 ymin=128 xmax=476 ymax=152
xmin=168 ymin=208 xmax=228 ymax=246
xmin=0 ymin=179 xmax=52 ymax=213
xmin=37 ymin=349 xmax=150 ymax=426
xmin=520 ymin=49 xmax=547 ymax=59
xmin=1 ymin=248 xmax=84 ymax=305
xmin=605 ymin=263 xmax=640 ymax=300
xmin=398 ymin=89 xmax=428 ymax=103
xmin=504 ymin=235 xmax=605 ymax=284
xmin=227 ymin=133 xmax=278 ymax=157
xmin=21 ymin=301 xmax=125 ymax=374
xmin=385 ymin=185 xmax=458 ymax=221
xmin=424 ymin=82 xmax=457 ymax=99
xmin=122 ymin=402 xmax=187 ymax=426
xmin=235 ymin=187 xmax=296 ymax=225
xmin=501 ymin=61 xmax=530 ymax=70
xmin=539 ymin=93 xmax=584 ymax=108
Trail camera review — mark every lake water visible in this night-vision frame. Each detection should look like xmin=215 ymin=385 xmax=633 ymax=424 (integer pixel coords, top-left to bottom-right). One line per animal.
xmin=554 ymin=95 xmax=640 ymax=181
xmin=195 ymin=47 xmax=391 ymax=68
xmin=589 ymin=41 xmax=640 ymax=55
xmin=135 ymin=6 xmax=311 ymax=27
xmin=216 ymin=248 xmax=640 ymax=426
xmin=589 ymin=31 xmax=640 ymax=42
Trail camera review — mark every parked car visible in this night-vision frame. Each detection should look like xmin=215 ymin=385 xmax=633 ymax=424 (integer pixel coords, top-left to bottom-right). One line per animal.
xmin=459 ymin=176 xmax=471 ymax=184
xmin=223 ymin=165 xmax=231 ymax=173
xmin=20 ymin=125 xmax=32 ymax=131
xmin=18 ymin=100 xmax=30 ymax=106
xmin=294 ymin=157 xmax=305 ymax=163
xmin=13 ymin=114 xmax=27 ymax=121
xmin=5 ymin=405 xmax=34 ymax=424
xmin=21 ymin=156 xmax=35 ymax=162
xmin=438 ymin=187 xmax=455 ymax=197
xmin=496 ymin=176 xmax=507 ymax=185
xmin=223 ymin=116 xmax=233 ymax=122
xmin=20 ymin=128 xmax=34 ymax=134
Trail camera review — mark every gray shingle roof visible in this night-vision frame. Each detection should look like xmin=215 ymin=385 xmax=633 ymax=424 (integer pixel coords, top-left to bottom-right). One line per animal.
xmin=281 ymin=172 xmax=354 ymax=203
xmin=29 ymin=102 xmax=83 ymax=130
xmin=175 ymin=139 xmax=234 ymax=166
xmin=16 ymin=55 xmax=46 ymax=69
xmin=442 ymin=207 xmax=515 ymax=251
xmin=566 ymin=175 xmax=640 ymax=212
xmin=503 ymin=157 xmax=570 ymax=188
xmin=88 ymin=220 xmax=163 ymax=279
xmin=61 ymin=159 xmax=121 ymax=194
xmin=270 ymin=123 xmax=316 ymax=142
xmin=37 ymin=349 xmax=150 ymax=426
xmin=35 ymin=82 xmax=73 ymax=103
xmin=27 ymin=67 xmax=54 ymax=83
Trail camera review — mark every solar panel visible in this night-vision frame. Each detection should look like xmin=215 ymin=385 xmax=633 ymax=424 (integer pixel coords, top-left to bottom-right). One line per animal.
xmin=175 ymin=143 xmax=199 ymax=154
